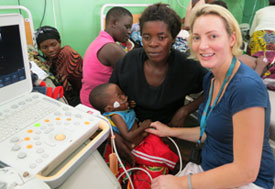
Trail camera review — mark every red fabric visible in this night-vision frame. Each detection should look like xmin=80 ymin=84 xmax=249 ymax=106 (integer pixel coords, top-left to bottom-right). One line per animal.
xmin=104 ymin=134 xmax=179 ymax=188
xmin=46 ymin=87 xmax=53 ymax=97
xmin=132 ymin=165 xmax=168 ymax=189
xmin=40 ymin=81 xmax=46 ymax=87
xmin=132 ymin=134 xmax=178 ymax=170
xmin=52 ymin=86 xmax=64 ymax=99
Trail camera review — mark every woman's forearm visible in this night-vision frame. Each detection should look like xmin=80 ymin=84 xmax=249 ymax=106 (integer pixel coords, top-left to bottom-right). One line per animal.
xmin=169 ymin=126 xmax=202 ymax=142
xmin=185 ymin=162 xmax=257 ymax=188
xmin=148 ymin=121 xmax=205 ymax=142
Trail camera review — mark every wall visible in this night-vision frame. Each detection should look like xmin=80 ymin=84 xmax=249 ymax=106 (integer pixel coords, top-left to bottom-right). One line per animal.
xmin=0 ymin=0 xmax=248 ymax=57
xmin=242 ymin=0 xmax=268 ymax=26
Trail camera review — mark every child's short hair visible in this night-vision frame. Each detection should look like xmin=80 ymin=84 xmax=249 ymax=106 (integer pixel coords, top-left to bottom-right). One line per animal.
xmin=89 ymin=83 xmax=112 ymax=113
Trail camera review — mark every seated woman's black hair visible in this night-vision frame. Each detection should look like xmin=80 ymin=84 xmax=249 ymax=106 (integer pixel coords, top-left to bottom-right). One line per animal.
xmin=139 ymin=3 xmax=181 ymax=39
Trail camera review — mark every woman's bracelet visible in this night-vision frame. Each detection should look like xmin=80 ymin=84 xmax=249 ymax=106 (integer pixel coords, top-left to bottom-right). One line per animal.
xmin=188 ymin=173 xmax=193 ymax=189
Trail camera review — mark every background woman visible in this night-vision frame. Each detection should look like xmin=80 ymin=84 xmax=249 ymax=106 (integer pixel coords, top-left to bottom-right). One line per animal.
xmin=36 ymin=26 xmax=83 ymax=106
xmin=80 ymin=7 xmax=133 ymax=108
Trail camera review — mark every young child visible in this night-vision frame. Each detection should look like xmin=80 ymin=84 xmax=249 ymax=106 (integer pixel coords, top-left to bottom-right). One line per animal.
xmin=89 ymin=83 xmax=179 ymax=188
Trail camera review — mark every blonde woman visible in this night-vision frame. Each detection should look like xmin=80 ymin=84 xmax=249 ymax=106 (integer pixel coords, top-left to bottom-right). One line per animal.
xmin=147 ymin=4 xmax=275 ymax=189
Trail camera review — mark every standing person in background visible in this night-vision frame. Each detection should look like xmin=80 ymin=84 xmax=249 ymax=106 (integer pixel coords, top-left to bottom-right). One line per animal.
xmin=147 ymin=4 xmax=275 ymax=189
xmin=80 ymin=7 xmax=133 ymax=108
xmin=36 ymin=26 xmax=83 ymax=106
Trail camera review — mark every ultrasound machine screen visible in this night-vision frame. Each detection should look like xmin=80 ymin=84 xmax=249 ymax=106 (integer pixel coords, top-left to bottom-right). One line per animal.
xmin=0 ymin=25 xmax=26 ymax=88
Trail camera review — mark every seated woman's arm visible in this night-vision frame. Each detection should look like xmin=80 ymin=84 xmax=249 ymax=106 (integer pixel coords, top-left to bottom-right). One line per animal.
xmin=169 ymin=94 xmax=204 ymax=127
xmin=98 ymin=43 xmax=126 ymax=68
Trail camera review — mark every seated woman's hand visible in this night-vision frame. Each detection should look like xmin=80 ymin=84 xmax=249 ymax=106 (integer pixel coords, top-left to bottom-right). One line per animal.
xmin=113 ymin=132 xmax=136 ymax=166
xmin=169 ymin=106 xmax=189 ymax=127
xmin=145 ymin=121 xmax=171 ymax=137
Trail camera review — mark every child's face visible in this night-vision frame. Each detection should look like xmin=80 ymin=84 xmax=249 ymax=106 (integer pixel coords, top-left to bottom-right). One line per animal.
xmin=39 ymin=39 xmax=61 ymax=59
xmin=107 ymin=84 xmax=129 ymax=111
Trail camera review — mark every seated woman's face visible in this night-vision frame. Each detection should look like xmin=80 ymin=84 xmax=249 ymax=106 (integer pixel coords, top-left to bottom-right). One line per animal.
xmin=141 ymin=21 xmax=174 ymax=63
xmin=39 ymin=39 xmax=61 ymax=59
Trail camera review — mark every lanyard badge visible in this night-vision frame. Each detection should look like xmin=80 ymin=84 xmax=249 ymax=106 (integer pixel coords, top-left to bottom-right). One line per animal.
xmin=189 ymin=56 xmax=237 ymax=164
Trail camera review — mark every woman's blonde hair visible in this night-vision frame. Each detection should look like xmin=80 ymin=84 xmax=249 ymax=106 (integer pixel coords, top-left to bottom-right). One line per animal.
xmin=188 ymin=4 xmax=243 ymax=60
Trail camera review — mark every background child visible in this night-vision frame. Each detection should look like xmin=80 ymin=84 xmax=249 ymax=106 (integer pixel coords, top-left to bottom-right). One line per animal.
xmin=89 ymin=83 xmax=179 ymax=188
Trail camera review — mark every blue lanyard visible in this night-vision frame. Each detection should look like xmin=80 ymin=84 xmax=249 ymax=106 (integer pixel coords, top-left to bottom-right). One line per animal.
xmin=198 ymin=56 xmax=237 ymax=143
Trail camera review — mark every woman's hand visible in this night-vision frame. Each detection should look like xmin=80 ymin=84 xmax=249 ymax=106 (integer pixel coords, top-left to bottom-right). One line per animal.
xmin=151 ymin=175 xmax=184 ymax=189
xmin=169 ymin=106 xmax=189 ymax=127
xmin=145 ymin=121 xmax=171 ymax=137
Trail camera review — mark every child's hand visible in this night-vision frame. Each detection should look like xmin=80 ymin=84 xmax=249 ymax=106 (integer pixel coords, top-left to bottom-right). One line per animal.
xmin=139 ymin=119 xmax=152 ymax=129
xmin=129 ymin=100 xmax=136 ymax=108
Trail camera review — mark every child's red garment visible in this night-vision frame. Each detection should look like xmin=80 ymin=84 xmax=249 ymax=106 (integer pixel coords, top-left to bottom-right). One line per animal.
xmin=104 ymin=134 xmax=179 ymax=188
xmin=131 ymin=165 xmax=169 ymax=189
xmin=132 ymin=134 xmax=178 ymax=169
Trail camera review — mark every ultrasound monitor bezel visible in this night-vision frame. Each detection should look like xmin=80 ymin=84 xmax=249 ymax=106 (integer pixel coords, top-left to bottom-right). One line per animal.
xmin=0 ymin=13 xmax=32 ymax=105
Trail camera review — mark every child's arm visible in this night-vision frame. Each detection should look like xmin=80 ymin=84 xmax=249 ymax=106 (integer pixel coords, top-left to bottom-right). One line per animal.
xmin=110 ymin=114 xmax=150 ymax=144
xmin=129 ymin=119 xmax=151 ymax=148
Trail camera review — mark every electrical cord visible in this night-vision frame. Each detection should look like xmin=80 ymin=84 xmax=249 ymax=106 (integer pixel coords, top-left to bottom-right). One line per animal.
xmin=39 ymin=0 xmax=47 ymax=27
xmin=248 ymin=0 xmax=258 ymax=26
xmin=17 ymin=0 xmax=22 ymax=15
xmin=96 ymin=114 xmax=134 ymax=188
xmin=117 ymin=167 xmax=153 ymax=182
xmin=51 ymin=0 xmax=57 ymax=28
xmin=167 ymin=137 xmax=183 ymax=176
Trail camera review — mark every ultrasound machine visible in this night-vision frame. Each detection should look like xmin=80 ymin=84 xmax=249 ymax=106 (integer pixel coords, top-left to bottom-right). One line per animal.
xmin=0 ymin=13 xmax=119 ymax=189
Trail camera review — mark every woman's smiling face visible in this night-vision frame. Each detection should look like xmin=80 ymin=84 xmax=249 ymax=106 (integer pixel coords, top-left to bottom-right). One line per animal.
xmin=191 ymin=14 xmax=235 ymax=70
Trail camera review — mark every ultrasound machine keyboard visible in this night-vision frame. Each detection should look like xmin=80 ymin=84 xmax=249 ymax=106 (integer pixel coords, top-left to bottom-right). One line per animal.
xmin=0 ymin=93 xmax=99 ymax=176
xmin=0 ymin=97 xmax=57 ymax=142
